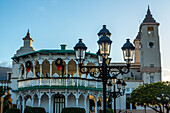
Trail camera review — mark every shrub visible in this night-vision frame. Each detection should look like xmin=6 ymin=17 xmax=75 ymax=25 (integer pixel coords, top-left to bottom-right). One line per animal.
xmin=5 ymin=108 xmax=20 ymax=113
xmin=99 ymin=109 xmax=114 ymax=113
xmin=107 ymin=108 xmax=114 ymax=113
xmin=24 ymin=107 xmax=46 ymax=113
xmin=62 ymin=107 xmax=85 ymax=113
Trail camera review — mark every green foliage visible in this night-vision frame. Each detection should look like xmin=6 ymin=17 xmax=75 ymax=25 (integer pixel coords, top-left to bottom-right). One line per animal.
xmin=0 ymin=86 xmax=5 ymax=97
xmin=107 ymin=108 xmax=114 ymax=113
xmin=0 ymin=86 xmax=12 ymax=98
xmin=24 ymin=107 xmax=46 ymax=113
xmin=98 ymin=109 xmax=114 ymax=113
xmin=128 ymin=81 xmax=170 ymax=112
xmin=5 ymin=108 xmax=20 ymax=113
xmin=129 ymin=81 xmax=170 ymax=105
xmin=61 ymin=107 xmax=85 ymax=113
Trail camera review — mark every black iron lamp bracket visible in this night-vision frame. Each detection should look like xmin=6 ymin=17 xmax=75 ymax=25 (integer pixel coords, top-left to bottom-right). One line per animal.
xmin=78 ymin=64 xmax=130 ymax=79
xmin=108 ymin=91 xmax=124 ymax=98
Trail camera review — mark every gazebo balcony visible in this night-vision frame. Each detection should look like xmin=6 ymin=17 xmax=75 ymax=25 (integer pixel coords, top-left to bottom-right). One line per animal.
xmin=17 ymin=77 xmax=103 ymax=89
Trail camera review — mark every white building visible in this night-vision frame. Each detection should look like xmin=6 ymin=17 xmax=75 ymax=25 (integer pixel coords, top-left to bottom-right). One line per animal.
xmin=0 ymin=66 xmax=12 ymax=89
xmin=11 ymin=7 xmax=161 ymax=113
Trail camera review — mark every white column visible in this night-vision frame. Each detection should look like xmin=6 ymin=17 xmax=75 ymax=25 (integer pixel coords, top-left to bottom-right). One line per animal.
xmin=38 ymin=97 xmax=41 ymax=107
xmin=76 ymin=97 xmax=78 ymax=107
xmin=49 ymin=97 xmax=51 ymax=113
xmin=24 ymin=67 xmax=27 ymax=79
xmin=102 ymin=98 xmax=103 ymax=110
xmin=18 ymin=67 xmax=21 ymax=80
xmin=112 ymin=99 xmax=114 ymax=110
xmin=40 ymin=64 xmax=42 ymax=77
xmin=76 ymin=64 xmax=79 ymax=87
xmin=17 ymin=100 xmax=19 ymax=109
xmin=130 ymin=103 xmax=132 ymax=110
xmin=65 ymin=96 xmax=68 ymax=107
xmin=32 ymin=96 xmax=34 ymax=107
xmin=50 ymin=64 xmax=52 ymax=86
xmin=84 ymin=96 xmax=87 ymax=110
xmin=22 ymin=98 xmax=25 ymax=113
xmin=33 ymin=64 xmax=36 ymax=78
xmin=66 ymin=64 xmax=68 ymax=87
xmin=96 ymin=79 xmax=98 ymax=88
xmin=40 ymin=64 xmax=42 ymax=85
xmin=95 ymin=98 xmax=98 ymax=113
xmin=85 ymin=79 xmax=86 ymax=87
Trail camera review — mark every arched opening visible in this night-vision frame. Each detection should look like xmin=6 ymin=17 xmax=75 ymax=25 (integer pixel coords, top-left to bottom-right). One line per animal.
xmin=25 ymin=95 xmax=32 ymax=107
xmin=42 ymin=59 xmax=50 ymax=77
xmin=19 ymin=64 xmax=24 ymax=79
xmin=52 ymin=60 xmax=66 ymax=77
xmin=78 ymin=62 xmax=85 ymax=78
xmin=25 ymin=61 xmax=33 ymax=78
xmin=17 ymin=95 xmax=22 ymax=113
xmin=41 ymin=93 xmax=49 ymax=112
xmin=35 ymin=60 xmax=40 ymax=78
xmin=87 ymin=62 xmax=96 ymax=75
xmin=68 ymin=59 xmax=77 ymax=77
xmin=53 ymin=94 xmax=65 ymax=113
xmin=78 ymin=94 xmax=84 ymax=108
xmin=97 ymin=96 xmax=102 ymax=112
xmin=33 ymin=94 xmax=38 ymax=107
xmin=67 ymin=93 xmax=76 ymax=107
xmin=89 ymin=95 xmax=96 ymax=113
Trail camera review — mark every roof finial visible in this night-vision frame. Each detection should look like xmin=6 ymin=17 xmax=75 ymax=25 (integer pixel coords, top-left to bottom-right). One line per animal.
xmin=147 ymin=5 xmax=151 ymax=15
xmin=23 ymin=29 xmax=33 ymax=41
xmin=103 ymin=25 xmax=106 ymax=29
xmin=27 ymin=29 xmax=30 ymax=36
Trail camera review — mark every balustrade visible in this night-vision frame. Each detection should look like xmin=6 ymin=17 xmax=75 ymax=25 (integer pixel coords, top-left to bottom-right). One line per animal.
xmin=17 ymin=77 xmax=103 ymax=89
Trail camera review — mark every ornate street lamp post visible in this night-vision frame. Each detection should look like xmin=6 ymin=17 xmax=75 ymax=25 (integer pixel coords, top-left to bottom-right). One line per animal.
xmin=157 ymin=91 xmax=170 ymax=113
xmin=74 ymin=25 xmax=135 ymax=113
xmin=108 ymin=76 xmax=127 ymax=113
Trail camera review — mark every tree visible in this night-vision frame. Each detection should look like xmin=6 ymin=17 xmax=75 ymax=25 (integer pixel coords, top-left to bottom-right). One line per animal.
xmin=128 ymin=81 xmax=170 ymax=113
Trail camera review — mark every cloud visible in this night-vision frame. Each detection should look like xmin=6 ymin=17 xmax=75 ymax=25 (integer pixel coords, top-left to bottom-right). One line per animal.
xmin=0 ymin=61 xmax=12 ymax=68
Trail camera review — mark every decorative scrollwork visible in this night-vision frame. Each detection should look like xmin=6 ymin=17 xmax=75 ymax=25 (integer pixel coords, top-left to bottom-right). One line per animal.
xmin=108 ymin=91 xmax=124 ymax=98
xmin=109 ymin=68 xmax=121 ymax=76
xmin=121 ymin=67 xmax=129 ymax=74
xmin=79 ymin=64 xmax=130 ymax=80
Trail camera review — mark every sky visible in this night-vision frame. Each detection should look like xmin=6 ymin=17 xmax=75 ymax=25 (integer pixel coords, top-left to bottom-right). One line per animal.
xmin=0 ymin=0 xmax=170 ymax=81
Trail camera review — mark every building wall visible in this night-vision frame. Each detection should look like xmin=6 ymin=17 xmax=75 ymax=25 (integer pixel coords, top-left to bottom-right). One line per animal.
xmin=140 ymin=23 xmax=161 ymax=83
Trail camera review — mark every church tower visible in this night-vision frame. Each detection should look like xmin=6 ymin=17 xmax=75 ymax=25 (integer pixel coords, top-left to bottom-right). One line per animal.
xmin=140 ymin=6 xmax=161 ymax=83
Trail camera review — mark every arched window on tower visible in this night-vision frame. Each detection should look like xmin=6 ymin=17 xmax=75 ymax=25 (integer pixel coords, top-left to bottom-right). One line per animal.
xmin=147 ymin=27 xmax=154 ymax=36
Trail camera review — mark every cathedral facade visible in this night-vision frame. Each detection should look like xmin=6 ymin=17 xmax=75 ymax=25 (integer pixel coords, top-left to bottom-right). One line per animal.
xmin=11 ymin=7 xmax=161 ymax=113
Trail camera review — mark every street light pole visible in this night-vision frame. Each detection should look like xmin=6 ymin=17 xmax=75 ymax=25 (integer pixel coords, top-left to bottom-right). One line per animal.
xmin=113 ymin=83 xmax=116 ymax=113
xmin=157 ymin=91 xmax=170 ymax=113
xmin=102 ymin=57 xmax=107 ymax=113
xmin=108 ymin=78 xmax=126 ymax=113
xmin=74 ymin=25 xmax=135 ymax=113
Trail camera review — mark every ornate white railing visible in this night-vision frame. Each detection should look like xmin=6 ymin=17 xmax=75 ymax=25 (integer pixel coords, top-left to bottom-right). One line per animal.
xmin=17 ymin=77 xmax=103 ymax=89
